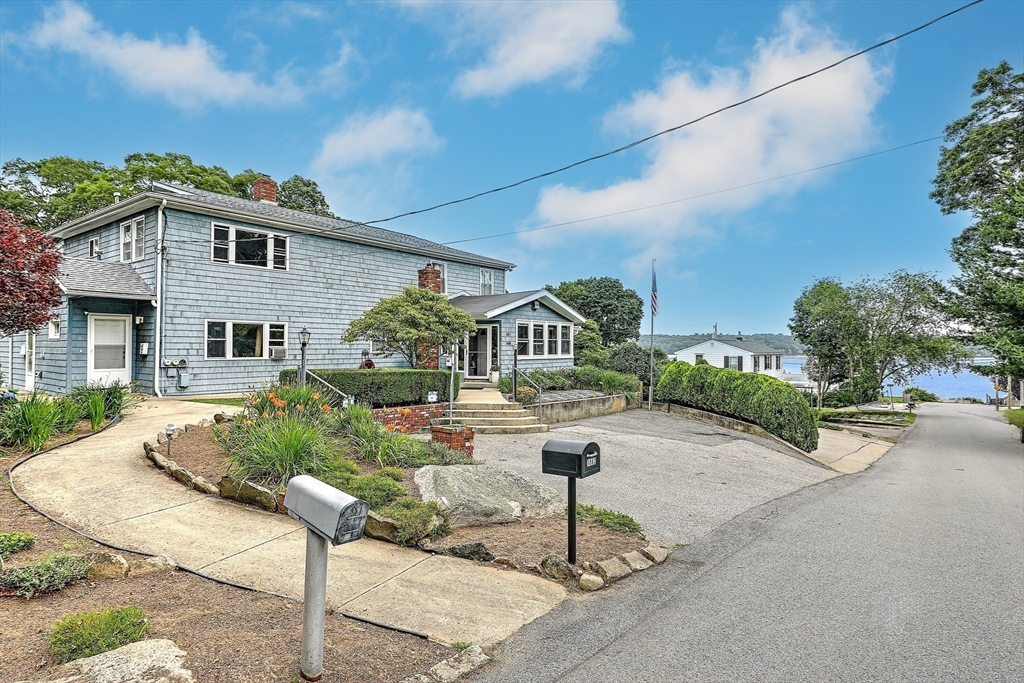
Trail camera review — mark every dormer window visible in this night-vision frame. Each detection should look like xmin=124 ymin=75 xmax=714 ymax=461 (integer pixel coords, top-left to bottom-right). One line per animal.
xmin=120 ymin=216 xmax=145 ymax=262
xmin=212 ymin=223 xmax=288 ymax=270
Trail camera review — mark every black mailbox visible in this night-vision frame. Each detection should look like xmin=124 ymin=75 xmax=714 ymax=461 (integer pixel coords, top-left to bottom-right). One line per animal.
xmin=542 ymin=439 xmax=600 ymax=479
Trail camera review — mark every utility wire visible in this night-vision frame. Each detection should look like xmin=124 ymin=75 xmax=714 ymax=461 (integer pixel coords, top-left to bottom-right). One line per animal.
xmin=364 ymin=0 xmax=983 ymax=226
xmin=441 ymin=136 xmax=944 ymax=246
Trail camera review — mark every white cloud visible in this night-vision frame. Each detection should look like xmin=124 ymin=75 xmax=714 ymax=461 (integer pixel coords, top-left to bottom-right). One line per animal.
xmin=18 ymin=1 xmax=302 ymax=109
xmin=524 ymin=8 xmax=888 ymax=254
xmin=313 ymin=107 xmax=443 ymax=172
xmin=406 ymin=0 xmax=630 ymax=98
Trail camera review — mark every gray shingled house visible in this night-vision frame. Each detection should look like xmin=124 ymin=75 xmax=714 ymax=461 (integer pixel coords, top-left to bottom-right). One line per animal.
xmin=3 ymin=178 xmax=583 ymax=396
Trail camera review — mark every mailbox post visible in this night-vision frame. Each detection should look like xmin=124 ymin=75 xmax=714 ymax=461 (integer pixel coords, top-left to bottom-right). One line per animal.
xmin=541 ymin=439 xmax=600 ymax=564
xmin=284 ymin=475 xmax=370 ymax=681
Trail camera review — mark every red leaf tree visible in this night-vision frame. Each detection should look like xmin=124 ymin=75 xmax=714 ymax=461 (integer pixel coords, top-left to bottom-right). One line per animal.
xmin=0 ymin=209 xmax=63 ymax=338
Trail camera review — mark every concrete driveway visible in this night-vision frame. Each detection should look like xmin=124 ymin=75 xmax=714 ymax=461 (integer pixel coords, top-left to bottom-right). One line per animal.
xmin=473 ymin=409 xmax=839 ymax=546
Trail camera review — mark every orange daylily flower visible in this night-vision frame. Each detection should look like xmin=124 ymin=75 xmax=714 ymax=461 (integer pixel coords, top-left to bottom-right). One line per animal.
xmin=385 ymin=424 xmax=396 ymax=431
xmin=262 ymin=412 xmax=269 ymax=419
xmin=296 ymin=405 xmax=305 ymax=412
xmin=243 ymin=420 xmax=253 ymax=427
xmin=311 ymin=392 xmax=321 ymax=400
xmin=321 ymin=405 xmax=332 ymax=413
xmin=398 ymin=426 xmax=408 ymax=433
xmin=276 ymin=410 xmax=285 ymax=417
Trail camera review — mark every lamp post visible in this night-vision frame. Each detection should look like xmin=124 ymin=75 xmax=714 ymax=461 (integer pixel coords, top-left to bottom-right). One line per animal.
xmin=299 ymin=327 xmax=311 ymax=387
xmin=165 ymin=423 xmax=176 ymax=460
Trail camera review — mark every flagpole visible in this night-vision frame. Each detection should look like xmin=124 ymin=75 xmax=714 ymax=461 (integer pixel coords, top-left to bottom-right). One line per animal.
xmin=649 ymin=259 xmax=655 ymax=410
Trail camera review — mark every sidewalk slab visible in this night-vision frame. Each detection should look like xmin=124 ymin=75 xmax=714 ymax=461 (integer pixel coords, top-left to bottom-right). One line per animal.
xmin=809 ymin=429 xmax=893 ymax=474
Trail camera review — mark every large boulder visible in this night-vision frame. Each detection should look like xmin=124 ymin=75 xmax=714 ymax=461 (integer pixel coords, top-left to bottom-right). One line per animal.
xmin=414 ymin=465 xmax=564 ymax=528
xmin=23 ymin=639 xmax=195 ymax=683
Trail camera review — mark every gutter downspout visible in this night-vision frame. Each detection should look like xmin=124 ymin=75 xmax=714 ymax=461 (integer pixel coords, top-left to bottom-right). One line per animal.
xmin=153 ymin=199 xmax=167 ymax=397
xmin=7 ymin=337 xmax=12 ymax=389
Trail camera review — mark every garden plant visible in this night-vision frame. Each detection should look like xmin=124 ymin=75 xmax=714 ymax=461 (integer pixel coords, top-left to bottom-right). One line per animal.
xmin=49 ymin=606 xmax=150 ymax=663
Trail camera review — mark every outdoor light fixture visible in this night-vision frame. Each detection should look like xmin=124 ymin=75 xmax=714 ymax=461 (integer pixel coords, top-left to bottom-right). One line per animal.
xmin=165 ymin=423 xmax=176 ymax=459
xmin=299 ymin=327 xmax=311 ymax=347
xmin=299 ymin=328 xmax=311 ymax=388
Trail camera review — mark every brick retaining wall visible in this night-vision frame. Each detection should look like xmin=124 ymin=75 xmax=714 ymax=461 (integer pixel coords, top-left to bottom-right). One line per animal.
xmin=371 ymin=403 xmax=445 ymax=432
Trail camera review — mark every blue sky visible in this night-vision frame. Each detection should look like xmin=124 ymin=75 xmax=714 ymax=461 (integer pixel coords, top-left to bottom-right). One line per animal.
xmin=1 ymin=1 xmax=1021 ymax=336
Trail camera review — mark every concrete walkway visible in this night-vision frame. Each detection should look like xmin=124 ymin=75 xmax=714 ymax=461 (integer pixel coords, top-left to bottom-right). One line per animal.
xmin=810 ymin=428 xmax=894 ymax=474
xmin=10 ymin=399 xmax=565 ymax=646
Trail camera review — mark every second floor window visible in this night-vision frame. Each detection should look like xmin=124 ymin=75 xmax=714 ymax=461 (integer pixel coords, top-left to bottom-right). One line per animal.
xmin=480 ymin=269 xmax=493 ymax=295
xmin=212 ymin=223 xmax=288 ymax=270
xmin=121 ymin=216 xmax=144 ymax=262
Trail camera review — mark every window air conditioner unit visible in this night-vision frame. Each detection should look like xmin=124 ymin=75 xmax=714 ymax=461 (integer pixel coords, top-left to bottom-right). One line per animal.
xmin=269 ymin=347 xmax=288 ymax=360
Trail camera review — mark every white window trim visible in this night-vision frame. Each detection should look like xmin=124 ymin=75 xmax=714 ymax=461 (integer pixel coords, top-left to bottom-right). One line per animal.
xmin=211 ymin=222 xmax=289 ymax=271
xmin=88 ymin=237 xmax=100 ymax=258
xmin=120 ymin=215 xmax=145 ymax=263
xmin=49 ymin=320 xmax=61 ymax=339
xmin=515 ymin=320 xmax=574 ymax=358
xmin=479 ymin=268 xmax=494 ymax=295
xmin=204 ymin=320 xmax=288 ymax=360
xmin=435 ymin=262 xmax=448 ymax=295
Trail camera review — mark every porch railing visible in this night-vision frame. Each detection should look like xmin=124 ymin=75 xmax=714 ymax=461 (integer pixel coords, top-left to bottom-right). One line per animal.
xmin=304 ymin=370 xmax=355 ymax=408
xmin=511 ymin=366 xmax=543 ymax=424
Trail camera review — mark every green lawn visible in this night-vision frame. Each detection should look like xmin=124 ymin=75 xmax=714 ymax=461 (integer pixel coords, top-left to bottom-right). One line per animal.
xmin=187 ymin=397 xmax=246 ymax=407
xmin=1005 ymin=410 xmax=1024 ymax=430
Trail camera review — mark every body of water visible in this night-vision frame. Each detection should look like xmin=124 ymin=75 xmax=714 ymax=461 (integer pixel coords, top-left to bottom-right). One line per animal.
xmin=782 ymin=356 xmax=997 ymax=400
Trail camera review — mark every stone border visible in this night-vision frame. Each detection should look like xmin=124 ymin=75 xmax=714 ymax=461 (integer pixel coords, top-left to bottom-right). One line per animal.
xmin=524 ymin=393 xmax=630 ymax=424
xmin=401 ymin=645 xmax=490 ymax=683
xmin=575 ymin=544 xmax=671 ymax=591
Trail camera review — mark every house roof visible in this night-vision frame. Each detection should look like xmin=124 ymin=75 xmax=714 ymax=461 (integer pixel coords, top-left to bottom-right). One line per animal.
xmin=49 ymin=182 xmax=516 ymax=271
xmin=674 ymin=338 xmax=784 ymax=355
xmin=56 ymin=257 xmax=155 ymax=300
xmin=450 ymin=290 xmax=586 ymax=324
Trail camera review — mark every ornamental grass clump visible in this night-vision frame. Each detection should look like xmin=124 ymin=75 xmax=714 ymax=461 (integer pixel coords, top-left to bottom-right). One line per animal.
xmin=49 ymin=606 xmax=149 ymax=663
xmin=0 ymin=392 xmax=59 ymax=451
xmin=86 ymin=393 xmax=105 ymax=431
xmin=221 ymin=414 xmax=335 ymax=490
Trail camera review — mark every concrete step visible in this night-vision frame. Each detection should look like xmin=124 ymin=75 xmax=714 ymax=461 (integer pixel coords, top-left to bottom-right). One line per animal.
xmin=433 ymin=416 xmax=541 ymax=427
xmin=451 ymin=402 xmax=523 ymax=411
xmin=470 ymin=424 xmax=550 ymax=434
xmin=461 ymin=382 xmax=499 ymax=389
xmin=449 ymin=409 xmax=534 ymax=419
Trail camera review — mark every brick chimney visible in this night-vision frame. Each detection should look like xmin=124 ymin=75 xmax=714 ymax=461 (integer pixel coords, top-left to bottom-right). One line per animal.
xmin=417 ymin=263 xmax=442 ymax=294
xmin=252 ymin=177 xmax=278 ymax=203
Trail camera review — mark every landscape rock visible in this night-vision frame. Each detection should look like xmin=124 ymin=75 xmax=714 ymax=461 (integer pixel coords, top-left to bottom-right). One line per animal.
xmin=414 ymin=464 xmax=564 ymax=528
xmin=142 ymin=442 xmax=155 ymax=455
xmin=183 ymin=423 xmax=197 ymax=432
xmin=639 ymin=545 xmax=671 ymax=564
xmin=192 ymin=476 xmax=219 ymax=495
xmin=213 ymin=412 xmax=233 ymax=424
xmin=493 ymin=557 xmax=519 ymax=570
xmin=197 ymin=419 xmax=211 ymax=428
xmin=146 ymin=450 xmax=170 ymax=470
xmin=620 ymin=550 xmax=653 ymax=572
xmin=540 ymin=554 xmax=576 ymax=581
xmin=218 ymin=476 xmax=278 ymax=512
xmin=31 ymin=639 xmax=195 ymax=683
xmin=156 ymin=432 xmax=167 ymax=445
xmin=363 ymin=510 xmax=399 ymax=544
xmin=595 ymin=557 xmax=631 ymax=583
xmin=85 ymin=553 xmax=129 ymax=580
xmin=166 ymin=463 xmax=194 ymax=487
xmin=579 ymin=573 xmax=605 ymax=591
xmin=128 ymin=555 xmax=177 ymax=577
xmin=427 ymin=645 xmax=490 ymax=683
xmin=446 ymin=542 xmax=494 ymax=562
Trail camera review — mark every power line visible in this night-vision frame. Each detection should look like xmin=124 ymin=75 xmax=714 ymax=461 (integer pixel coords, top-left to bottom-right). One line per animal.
xmin=441 ymin=136 xmax=944 ymax=246
xmin=364 ymin=0 xmax=983 ymax=226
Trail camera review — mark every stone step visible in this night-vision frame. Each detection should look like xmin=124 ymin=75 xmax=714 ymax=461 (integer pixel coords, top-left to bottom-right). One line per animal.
xmin=449 ymin=409 xmax=534 ymax=419
xmin=470 ymin=424 xmax=550 ymax=434
xmin=451 ymin=402 xmax=523 ymax=411
xmin=461 ymin=382 xmax=499 ymax=389
xmin=433 ymin=416 xmax=541 ymax=427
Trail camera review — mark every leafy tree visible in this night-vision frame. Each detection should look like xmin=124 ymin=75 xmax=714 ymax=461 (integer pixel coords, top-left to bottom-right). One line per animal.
xmin=342 ymin=286 xmax=477 ymax=368
xmin=546 ymin=277 xmax=644 ymax=346
xmin=789 ymin=278 xmax=860 ymax=408
xmin=931 ymin=62 xmax=1024 ymax=377
xmin=607 ymin=341 xmax=668 ymax=394
xmin=573 ymin=319 xmax=608 ymax=367
xmin=278 ymin=175 xmax=338 ymax=218
xmin=0 ymin=209 xmax=63 ymax=342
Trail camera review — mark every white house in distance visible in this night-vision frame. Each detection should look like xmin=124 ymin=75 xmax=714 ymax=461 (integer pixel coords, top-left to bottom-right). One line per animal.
xmin=670 ymin=337 xmax=785 ymax=377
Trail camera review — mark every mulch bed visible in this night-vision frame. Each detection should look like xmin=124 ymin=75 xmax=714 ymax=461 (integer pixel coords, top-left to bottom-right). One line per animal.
xmin=1 ymin=452 xmax=454 ymax=682
xmin=158 ymin=424 xmax=231 ymax=485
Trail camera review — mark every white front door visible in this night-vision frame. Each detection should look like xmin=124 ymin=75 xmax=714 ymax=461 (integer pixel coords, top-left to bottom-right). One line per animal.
xmin=463 ymin=325 xmax=499 ymax=379
xmin=88 ymin=315 xmax=132 ymax=385
xmin=25 ymin=332 xmax=35 ymax=391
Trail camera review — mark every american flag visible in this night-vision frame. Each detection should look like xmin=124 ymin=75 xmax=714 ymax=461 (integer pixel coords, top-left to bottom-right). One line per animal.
xmin=651 ymin=267 xmax=658 ymax=317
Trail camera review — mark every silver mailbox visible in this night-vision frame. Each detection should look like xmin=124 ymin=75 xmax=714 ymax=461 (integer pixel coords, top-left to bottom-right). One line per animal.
xmin=284 ymin=475 xmax=370 ymax=546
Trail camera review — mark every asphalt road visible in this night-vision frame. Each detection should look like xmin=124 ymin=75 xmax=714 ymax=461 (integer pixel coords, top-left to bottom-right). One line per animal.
xmin=472 ymin=403 xmax=1024 ymax=682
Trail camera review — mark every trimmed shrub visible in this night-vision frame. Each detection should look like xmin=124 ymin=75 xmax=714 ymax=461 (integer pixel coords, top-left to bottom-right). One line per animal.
xmin=655 ymin=362 xmax=818 ymax=452
xmin=513 ymin=366 xmax=641 ymax=395
xmin=49 ymin=606 xmax=149 ymax=663
xmin=279 ymin=368 xmax=459 ymax=408
xmin=904 ymin=386 xmax=941 ymax=403
xmin=515 ymin=386 xmax=538 ymax=405
xmin=0 ymin=532 xmax=36 ymax=558
xmin=0 ymin=553 xmax=93 ymax=598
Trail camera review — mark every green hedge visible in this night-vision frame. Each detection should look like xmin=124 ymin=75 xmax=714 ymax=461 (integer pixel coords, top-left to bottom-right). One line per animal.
xmin=655 ymin=362 xmax=819 ymax=452
xmin=278 ymin=368 xmax=460 ymax=408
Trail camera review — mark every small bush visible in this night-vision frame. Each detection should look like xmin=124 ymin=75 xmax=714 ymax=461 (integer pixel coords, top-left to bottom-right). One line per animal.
xmin=0 ymin=392 xmax=58 ymax=450
xmin=0 ymin=553 xmax=93 ymax=598
xmin=497 ymin=377 xmax=512 ymax=394
xmin=87 ymin=393 xmax=105 ymax=431
xmin=221 ymin=414 xmax=336 ymax=490
xmin=576 ymin=504 xmax=642 ymax=535
xmin=378 ymin=498 xmax=448 ymax=546
xmin=378 ymin=467 xmax=404 ymax=481
xmin=656 ymin=362 xmax=818 ymax=452
xmin=52 ymin=396 xmax=85 ymax=434
xmin=279 ymin=368 xmax=460 ymax=408
xmin=0 ymin=532 xmax=36 ymax=558
xmin=904 ymin=386 xmax=941 ymax=403
xmin=70 ymin=381 xmax=135 ymax=420
xmin=338 ymin=474 xmax=406 ymax=510
xmin=49 ymin=606 xmax=149 ymax=663
xmin=515 ymin=386 xmax=538 ymax=405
